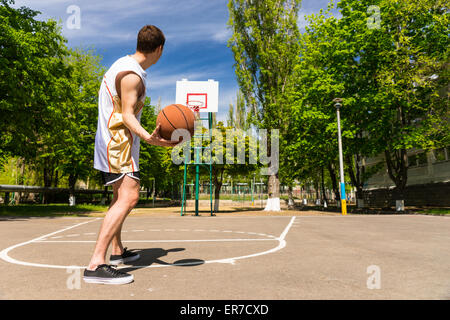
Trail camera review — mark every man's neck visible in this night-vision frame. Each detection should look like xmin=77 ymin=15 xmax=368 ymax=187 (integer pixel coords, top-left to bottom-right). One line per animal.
xmin=130 ymin=52 xmax=153 ymax=70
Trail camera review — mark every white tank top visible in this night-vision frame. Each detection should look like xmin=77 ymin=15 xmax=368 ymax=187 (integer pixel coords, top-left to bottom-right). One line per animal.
xmin=94 ymin=55 xmax=147 ymax=173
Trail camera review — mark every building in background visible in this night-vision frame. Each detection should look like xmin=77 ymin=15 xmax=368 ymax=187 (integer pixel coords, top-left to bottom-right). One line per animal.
xmin=363 ymin=146 xmax=450 ymax=207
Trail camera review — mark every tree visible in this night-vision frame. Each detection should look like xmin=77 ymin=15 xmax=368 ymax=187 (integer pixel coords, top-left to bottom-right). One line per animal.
xmin=0 ymin=0 xmax=70 ymax=160
xmin=285 ymin=2 xmax=351 ymax=204
xmin=209 ymin=122 xmax=257 ymax=212
xmin=288 ymin=0 xmax=449 ymax=210
xmin=228 ymin=0 xmax=301 ymax=211
xmin=1 ymin=0 xmax=72 ymax=202
xmin=57 ymin=48 xmax=105 ymax=202
xmin=336 ymin=0 xmax=449 ymax=204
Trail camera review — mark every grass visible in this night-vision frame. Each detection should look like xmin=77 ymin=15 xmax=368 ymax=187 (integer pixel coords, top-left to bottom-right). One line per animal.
xmin=0 ymin=203 xmax=108 ymax=217
xmin=415 ymin=208 xmax=450 ymax=215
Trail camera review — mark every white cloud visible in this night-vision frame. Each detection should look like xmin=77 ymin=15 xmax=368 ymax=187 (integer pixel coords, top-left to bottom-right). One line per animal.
xmin=13 ymin=0 xmax=231 ymax=46
xmin=12 ymin=0 xmax=340 ymax=118
xmin=147 ymin=71 xmax=213 ymax=90
xmin=212 ymin=28 xmax=232 ymax=43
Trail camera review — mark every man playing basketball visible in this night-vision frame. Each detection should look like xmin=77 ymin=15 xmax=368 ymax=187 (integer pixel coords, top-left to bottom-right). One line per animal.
xmin=84 ymin=25 xmax=176 ymax=284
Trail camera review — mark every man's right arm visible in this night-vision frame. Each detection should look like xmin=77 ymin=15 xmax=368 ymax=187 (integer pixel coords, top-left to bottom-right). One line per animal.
xmin=120 ymin=73 xmax=177 ymax=147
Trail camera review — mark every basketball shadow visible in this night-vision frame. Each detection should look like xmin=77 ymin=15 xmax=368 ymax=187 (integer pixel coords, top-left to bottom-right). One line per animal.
xmin=119 ymin=248 xmax=205 ymax=273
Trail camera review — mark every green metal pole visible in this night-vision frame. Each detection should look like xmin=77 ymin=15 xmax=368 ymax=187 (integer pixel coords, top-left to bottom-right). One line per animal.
xmin=209 ymin=112 xmax=213 ymax=216
xmin=195 ymin=148 xmax=200 ymax=216
xmin=251 ymin=179 xmax=254 ymax=206
xmin=181 ymin=163 xmax=187 ymax=216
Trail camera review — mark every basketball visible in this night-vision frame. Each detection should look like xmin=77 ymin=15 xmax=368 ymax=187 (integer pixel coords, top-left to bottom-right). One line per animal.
xmin=156 ymin=104 xmax=195 ymax=140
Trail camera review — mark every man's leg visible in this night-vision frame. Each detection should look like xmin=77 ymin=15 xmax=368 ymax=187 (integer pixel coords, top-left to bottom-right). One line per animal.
xmin=109 ymin=186 xmax=125 ymax=256
xmin=110 ymin=179 xmax=141 ymax=256
xmin=111 ymin=224 xmax=124 ymax=255
xmin=87 ymin=175 xmax=140 ymax=270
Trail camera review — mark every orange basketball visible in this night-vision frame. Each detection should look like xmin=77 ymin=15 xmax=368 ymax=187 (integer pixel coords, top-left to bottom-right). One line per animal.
xmin=156 ymin=104 xmax=195 ymax=140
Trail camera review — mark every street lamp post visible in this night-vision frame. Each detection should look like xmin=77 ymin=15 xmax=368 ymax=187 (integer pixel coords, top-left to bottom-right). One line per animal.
xmin=333 ymin=98 xmax=347 ymax=216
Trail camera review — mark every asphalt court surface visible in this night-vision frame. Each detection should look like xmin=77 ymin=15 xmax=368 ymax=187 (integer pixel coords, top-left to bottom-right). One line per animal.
xmin=0 ymin=214 xmax=449 ymax=299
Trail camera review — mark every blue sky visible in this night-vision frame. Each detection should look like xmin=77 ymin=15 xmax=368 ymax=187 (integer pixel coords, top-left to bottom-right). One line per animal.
xmin=13 ymin=0 xmax=337 ymax=121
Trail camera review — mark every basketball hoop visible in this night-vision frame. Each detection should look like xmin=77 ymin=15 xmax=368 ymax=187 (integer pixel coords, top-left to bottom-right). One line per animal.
xmin=187 ymin=100 xmax=204 ymax=113
xmin=176 ymin=79 xmax=218 ymax=113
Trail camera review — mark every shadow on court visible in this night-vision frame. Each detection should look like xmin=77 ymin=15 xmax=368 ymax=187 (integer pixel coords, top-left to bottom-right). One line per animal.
xmin=121 ymin=248 xmax=205 ymax=273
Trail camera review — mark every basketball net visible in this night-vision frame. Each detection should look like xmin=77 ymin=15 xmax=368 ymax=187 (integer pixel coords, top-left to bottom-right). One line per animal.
xmin=187 ymin=101 xmax=203 ymax=119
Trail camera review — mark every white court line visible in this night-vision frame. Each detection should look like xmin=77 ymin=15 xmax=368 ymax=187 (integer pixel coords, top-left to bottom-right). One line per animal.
xmin=0 ymin=216 xmax=296 ymax=269
xmin=115 ymin=216 xmax=297 ymax=268
xmin=0 ymin=219 xmax=100 ymax=269
xmin=201 ymin=216 xmax=296 ymax=266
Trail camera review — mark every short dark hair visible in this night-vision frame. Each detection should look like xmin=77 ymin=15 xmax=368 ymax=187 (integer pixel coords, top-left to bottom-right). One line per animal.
xmin=136 ymin=25 xmax=165 ymax=53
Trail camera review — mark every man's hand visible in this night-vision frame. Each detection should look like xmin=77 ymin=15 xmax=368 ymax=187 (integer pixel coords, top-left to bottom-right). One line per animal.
xmin=145 ymin=124 xmax=180 ymax=147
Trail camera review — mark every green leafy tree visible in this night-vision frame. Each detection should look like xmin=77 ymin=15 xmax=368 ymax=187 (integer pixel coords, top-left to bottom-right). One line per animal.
xmin=0 ymin=0 xmax=70 ymax=160
xmin=228 ymin=0 xmax=301 ymax=209
xmin=288 ymin=0 xmax=449 ymax=207
xmin=0 ymin=0 xmax=72 ymax=202
xmin=209 ymin=122 xmax=258 ymax=211
xmin=336 ymin=0 xmax=449 ymax=199
xmin=57 ymin=48 xmax=105 ymax=199
xmin=285 ymin=3 xmax=348 ymax=203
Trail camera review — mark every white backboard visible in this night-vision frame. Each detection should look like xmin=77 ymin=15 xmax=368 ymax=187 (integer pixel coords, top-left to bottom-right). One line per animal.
xmin=176 ymin=79 xmax=219 ymax=113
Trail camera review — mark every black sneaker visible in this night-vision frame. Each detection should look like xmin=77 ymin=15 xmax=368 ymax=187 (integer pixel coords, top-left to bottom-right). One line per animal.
xmin=109 ymin=247 xmax=140 ymax=265
xmin=83 ymin=264 xmax=134 ymax=285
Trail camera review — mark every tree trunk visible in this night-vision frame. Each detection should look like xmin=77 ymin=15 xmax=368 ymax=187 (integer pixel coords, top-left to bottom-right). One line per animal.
xmin=314 ymin=180 xmax=320 ymax=205
xmin=42 ymin=165 xmax=52 ymax=204
xmin=264 ymin=174 xmax=281 ymax=211
xmin=384 ymin=148 xmax=408 ymax=211
xmin=346 ymin=154 xmax=365 ymax=207
xmin=287 ymin=185 xmax=294 ymax=209
xmin=54 ymin=170 xmax=59 ymax=187
xmin=213 ymin=168 xmax=224 ymax=212
xmin=321 ymin=166 xmax=328 ymax=206
xmin=68 ymin=173 xmax=77 ymax=207
xmin=16 ymin=159 xmax=25 ymax=204
xmin=214 ymin=183 xmax=222 ymax=212
xmin=327 ymin=162 xmax=340 ymax=204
